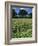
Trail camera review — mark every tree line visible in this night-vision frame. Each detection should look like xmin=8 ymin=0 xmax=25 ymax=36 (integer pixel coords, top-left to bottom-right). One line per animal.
xmin=11 ymin=9 xmax=32 ymax=18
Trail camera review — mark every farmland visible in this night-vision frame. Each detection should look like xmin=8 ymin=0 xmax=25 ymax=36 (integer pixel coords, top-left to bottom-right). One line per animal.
xmin=11 ymin=18 xmax=32 ymax=38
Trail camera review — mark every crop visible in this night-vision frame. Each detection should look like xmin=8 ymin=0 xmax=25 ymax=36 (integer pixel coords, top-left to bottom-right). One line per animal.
xmin=11 ymin=18 xmax=32 ymax=38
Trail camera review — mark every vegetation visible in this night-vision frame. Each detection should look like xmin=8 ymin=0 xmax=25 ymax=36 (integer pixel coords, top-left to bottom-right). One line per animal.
xmin=11 ymin=8 xmax=32 ymax=38
xmin=11 ymin=9 xmax=32 ymax=18
xmin=11 ymin=18 xmax=32 ymax=38
xmin=18 ymin=10 xmax=28 ymax=17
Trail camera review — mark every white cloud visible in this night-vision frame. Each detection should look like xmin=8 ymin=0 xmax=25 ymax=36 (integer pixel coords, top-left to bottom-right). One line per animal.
xmin=20 ymin=8 xmax=25 ymax=10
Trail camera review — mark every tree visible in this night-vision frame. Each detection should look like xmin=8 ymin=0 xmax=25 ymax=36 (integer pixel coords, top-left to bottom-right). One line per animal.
xmin=28 ymin=13 xmax=32 ymax=18
xmin=12 ymin=9 xmax=17 ymax=18
xmin=18 ymin=9 xmax=28 ymax=17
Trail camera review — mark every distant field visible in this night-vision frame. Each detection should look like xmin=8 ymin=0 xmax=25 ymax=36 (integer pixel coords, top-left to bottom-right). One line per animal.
xmin=11 ymin=18 xmax=32 ymax=38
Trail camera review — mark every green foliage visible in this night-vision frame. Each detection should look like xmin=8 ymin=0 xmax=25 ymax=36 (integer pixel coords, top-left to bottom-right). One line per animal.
xmin=12 ymin=9 xmax=32 ymax=18
xmin=18 ymin=10 xmax=28 ymax=16
xmin=12 ymin=9 xmax=17 ymax=18
xmin=11 ymin=18 xmax=32 ymax=38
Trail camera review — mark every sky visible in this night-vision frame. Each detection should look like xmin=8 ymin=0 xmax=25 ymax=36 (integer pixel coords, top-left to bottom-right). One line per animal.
xmin=12 ymin=7 xmax=32 ymax=14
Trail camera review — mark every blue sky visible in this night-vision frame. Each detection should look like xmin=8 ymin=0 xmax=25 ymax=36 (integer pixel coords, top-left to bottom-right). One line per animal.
xmin=12 ymin=7 xmax=32 ymax=14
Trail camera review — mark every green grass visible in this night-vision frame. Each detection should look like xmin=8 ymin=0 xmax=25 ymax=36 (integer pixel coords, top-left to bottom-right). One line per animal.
xmin=11 ymin=18 xmax=32 ymax=38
